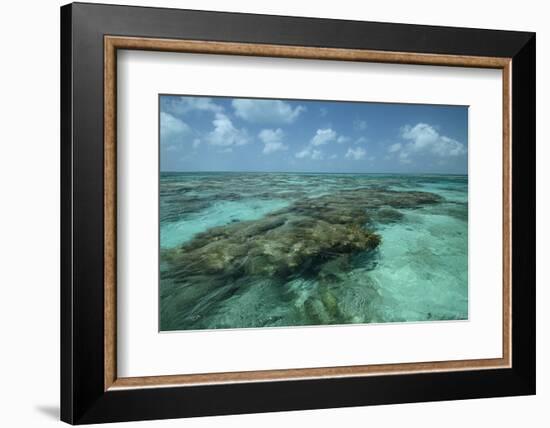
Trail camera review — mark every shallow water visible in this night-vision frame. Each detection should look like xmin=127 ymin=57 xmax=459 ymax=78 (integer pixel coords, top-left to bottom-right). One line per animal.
xmin=160 ymin=172 xmax=468 ymax=331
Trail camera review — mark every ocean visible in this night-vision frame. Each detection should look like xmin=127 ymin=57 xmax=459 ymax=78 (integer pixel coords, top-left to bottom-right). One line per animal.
xmin=159 ymin=172 xmax=468 ymax=331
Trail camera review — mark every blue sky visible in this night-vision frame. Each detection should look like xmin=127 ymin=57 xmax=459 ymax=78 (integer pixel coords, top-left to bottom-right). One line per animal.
xmin=160 ymin=95 xmax=468 ymax=174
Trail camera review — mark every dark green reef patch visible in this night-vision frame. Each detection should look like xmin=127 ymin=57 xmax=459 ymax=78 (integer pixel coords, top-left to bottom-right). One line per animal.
xmin=160 ymin=187 xmax=443 ymax=331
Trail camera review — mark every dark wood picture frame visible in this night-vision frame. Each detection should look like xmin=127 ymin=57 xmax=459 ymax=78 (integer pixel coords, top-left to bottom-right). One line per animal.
xmin=61 ymin=2 xmax=536 ymax=424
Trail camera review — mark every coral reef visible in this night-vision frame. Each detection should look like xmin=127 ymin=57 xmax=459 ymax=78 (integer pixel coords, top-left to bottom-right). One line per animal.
xmin=160 ymin=187 xmax=442 ymax=330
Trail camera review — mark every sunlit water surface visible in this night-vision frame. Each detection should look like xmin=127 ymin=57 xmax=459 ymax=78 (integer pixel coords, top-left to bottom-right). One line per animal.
xmin=160 ymin=172 xmax=468 ymax=331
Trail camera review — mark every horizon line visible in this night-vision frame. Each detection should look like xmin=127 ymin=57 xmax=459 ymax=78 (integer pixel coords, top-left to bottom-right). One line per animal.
xmin=160 ymin=170 xmax=468 ymax=176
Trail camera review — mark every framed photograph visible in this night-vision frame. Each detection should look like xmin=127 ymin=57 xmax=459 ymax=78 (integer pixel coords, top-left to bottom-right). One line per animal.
xmin=60 ymin=2 xmax=536 ymax=424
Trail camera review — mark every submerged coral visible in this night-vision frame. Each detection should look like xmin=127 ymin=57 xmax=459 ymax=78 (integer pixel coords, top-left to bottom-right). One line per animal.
xmin=160 ymin=187 xmax=442 ymax=330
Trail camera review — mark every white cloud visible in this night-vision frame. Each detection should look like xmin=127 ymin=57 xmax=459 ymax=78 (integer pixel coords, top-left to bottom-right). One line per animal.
xmin=263 ymin=142 xmax=286 ymax=154
xmin=310 ymin=150 xmax=324 ymax=160
xmin=398 ymin=151 xmax=412 ymax=164
xmin=259 ymin=128 xmax=284 ymax=144
xmin=164 ymin=96 xmax=224 ymax=115
xmin=355 ymin=136 xmax=368 ymax=145
xmin=206 ymin=113 xmax=250 ymax=147
xmin=160 ymin=112 xmax=190 ymax=141
xmin=259 ymin=128 xmax=288 ymax=154
xmin=295 ymin=149 xmax=308 ymax=158
xmin=388 ymin=143 xmax=402 ymax=153
xmin=337 ymin=135 xmax=351 ymax=144
xmin=192 ymin=138 xmax=201 ymax=149
xmin=387 ymin=123 xmax=466 ymax=165
xmin=401 ymin=123 xmax=466 ymax=157
xmin=354 ymin=120 xmax=368 ymax=131
xmin=311 ymin=128 xmax=337 ymax=146
xmin=345 ymin=147 xmax=367 ymax=160
xmin=295 ymin=128 xmax=348 ymax=160
xmin=295 ymin=147 xmax=324 ymax=160
xmin=232 ymin=99 xmax=305 ymax=124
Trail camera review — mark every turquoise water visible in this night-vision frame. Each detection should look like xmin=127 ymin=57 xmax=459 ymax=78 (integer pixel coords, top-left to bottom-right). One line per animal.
xmin=160 ymin=172 xmax=468 ymax=331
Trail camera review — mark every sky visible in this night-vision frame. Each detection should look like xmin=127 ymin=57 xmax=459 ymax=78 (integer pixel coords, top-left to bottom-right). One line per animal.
xmin=160 ymin=95 xmax=468 ymax=174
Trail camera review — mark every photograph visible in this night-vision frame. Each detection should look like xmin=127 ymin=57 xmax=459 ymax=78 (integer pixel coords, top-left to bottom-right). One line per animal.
xmin=159 ymin=95 xmax=469 ymax=331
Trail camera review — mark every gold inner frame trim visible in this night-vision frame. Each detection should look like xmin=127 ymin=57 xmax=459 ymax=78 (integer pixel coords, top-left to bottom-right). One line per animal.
xmin=104 ymin=35 xmax=512 ymax=391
